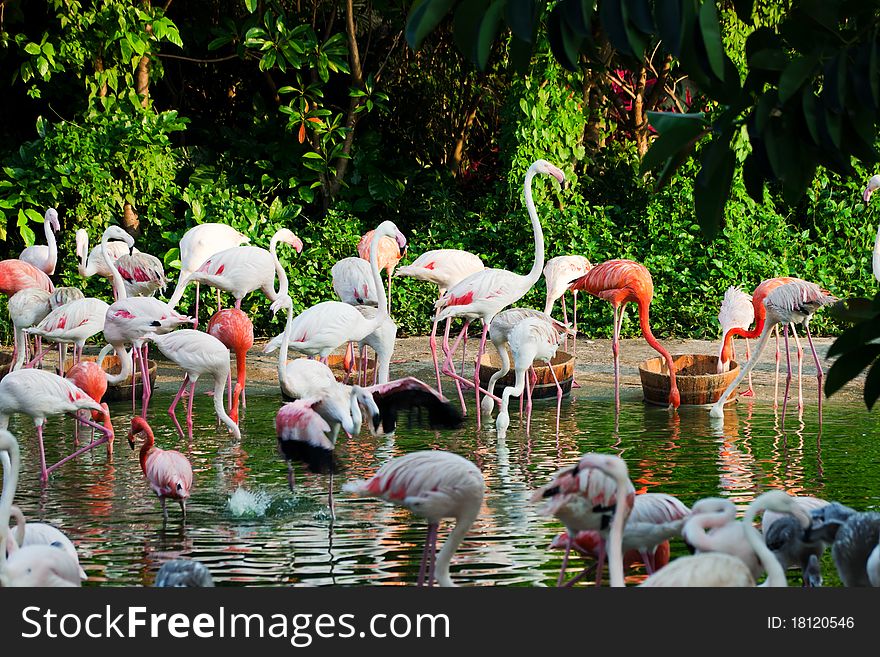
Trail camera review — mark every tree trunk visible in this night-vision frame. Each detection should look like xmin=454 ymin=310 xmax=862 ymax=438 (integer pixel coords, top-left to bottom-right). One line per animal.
xmin=122 ymin=203 xmax=141 ymax=236
xmin=95 ymin=55 xmax=108 ymax=98
xmin=633 ymin=65 xmax=649 ymax=158
xmin=449 ymin=103 xmax=478 ymax=176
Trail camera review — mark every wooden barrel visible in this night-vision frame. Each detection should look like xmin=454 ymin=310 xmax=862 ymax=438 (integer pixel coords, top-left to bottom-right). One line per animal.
xmin=65 ymin=354 xmax=158 ymax=402
xmin=0 ymin=352 xmax=11 ymax=380
xmin=478 ymin=350 xmax=575 ymax=399
xmin=639 ymin=354 xmax=739 ymax=406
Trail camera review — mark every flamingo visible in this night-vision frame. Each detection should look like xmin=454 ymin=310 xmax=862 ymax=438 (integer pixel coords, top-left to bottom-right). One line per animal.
xmin=166 ymin=223 xmax=251 ymax=328
xmin=492 ymin=316 xmax=566 ymax=439
xmin=26 ymin=297 xmax=110 ymax=366
xmin=762 ymin=496 xmax=830 ymax=586
xmin=641 ymin=490 xmax=811 ymax=587
xmin=343 ymin=450 xmax=484 ymax=587
xmin=532 ymin=452 xmax=635 ymax=587
xmin=144 ymin=329 xmax=241 ymax=440
xmin=716 ymin=285 xmax=754 ymax=384
xmin=273 ymin=221 xmax=406 ymax=361
xmin=480 ymin=308 xmax=570 ymax=417
xmin=7 ymin=288 xmax=51 ymax=371
xmin=431 ymin=159 xmax=564 ymax=427
xmin=173 ymin=227 xmax=303 ymax=312
xmin=50 ymin=286 xmax=86 ymax=309
xmin=710 ymin=279 xmax=836 ymax=421
xmin=114 ymin=248 xmax=168 ymax=298
xmin=549 ymin=531 xmax=672 ymax=578
xmin=331 ymin=256 xmax=378 ymax=306
xmin=683 ymin=497 xmax=763 ymax=578
xmin=75 ymin=228 xmax=130 ymax=283
xmin=570 ymin=259 xmax=680 ymax=409
xmin=207 ymin=308 xmax=254 ymax=419
xmin=128 ymin=416 xmax=193 ymax=523
xmin=6 ymin=506 xmax=87 ymax=580
xmin=19 ymin=208 xmax=60 ymax=275
xmin=717 ymin=277 xmax=816 ymax=404
xmin=357 ymin=228 xmax=405 ymax=313
xmin=0 ymin=430 xmax=82 ymax=586
xmin=0 ymin=369 xmax=114 ymax=481
xmin=155 ymin=559 xmax=214 ymax=587
xmin=550 ymin=492 xmax=688 ymax=586
xmin=826 ymin=511 xmax=880 ymax=587
xmin=544 ymin=254 xmax=592 ymax=344
xmin=395 ymin=249 xmax=485 ymax=392
xmin=864 ymin=174 xmax=880 ymax=282
xmin=0 ymin=259 xmax=54 ymax=296
xmin=352 ymin=305 xmax=397 ymax=385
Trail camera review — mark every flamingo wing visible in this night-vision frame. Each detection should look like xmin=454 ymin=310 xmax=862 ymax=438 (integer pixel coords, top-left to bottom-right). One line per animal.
xmin=365 ymin=377 xmax=464 ymax=435
xmin=275 ymin=399 xmax=340 ymax=474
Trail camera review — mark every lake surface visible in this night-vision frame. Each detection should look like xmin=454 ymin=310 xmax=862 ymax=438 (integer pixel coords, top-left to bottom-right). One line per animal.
xmin=5 ymin=380 xmax=880 ymax=587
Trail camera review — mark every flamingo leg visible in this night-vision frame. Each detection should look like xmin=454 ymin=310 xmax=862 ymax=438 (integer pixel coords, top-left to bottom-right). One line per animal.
xmin=186 ymin=379 xmax=196 ymax=440
xmin=804 ymin=323 xmax=824 ymax=424
xmin=550 ymin=358 xmax=562 ymax=437
xmin=791 ymin=324 xmax=804 ymax=412
xmin=441 ymin=319 xmax=468 ymax=415
xmin=774 ymin=325 xmax=781 ymax=408
xmin=429 ymin=317 xmax=444 ymax=395
xmin=168 ymin=375 xmax=189 ymax=439
xmin=571 ymin=291 xmax=581 ymax=389
xmin=161 ymin=498 xmax=168 ymax=524
xmin=441 ymin=320 xmax=500 ymax=404
xmin=782 ymin=324 xmax=792 ymax=428
xmin=45 ymin=413 xmax=115 ymax=478
xmin=418 ymin=523 xmax=438 ymax=587
xmin=193 ymin=281 xmax=200 ymax=330
xmin=139 ymin=344 xmax=151 ymax=418
xmin=595 ymin=540 xmax=607 ymax=587
xmin=227 ymin=371 xmax=233 ymax=408
xmin=234 ymin=297 xmax=241 ymax=310
xmin=556 ymin=538 xmax=572 ymax=587
xmin=474 ymin=321 xmax=489 ymax=430
xmin=741 ymin=337 xmax=755 ymax=397
xmin=328 ymin=473 xmax=335 ymax=521
xmin=525 ymin=366 xmax=536 ymax=434
xmin=564 ymin=562 xmax=599 ymax=587
xmin=459 ymin=327 xmax=469 ymax=379
xmin=37 ymin=422 xmax=48 ymax=483
xmin=426 ymin=522 xmax=439 ymax=587
xmin=640 ymin=549 xmax=655 ymax=575
xmin=611 ymin=303 xmax=622 ymax=409
xmin=287 ymin=463 xmax=296 ymax=491
xmin=132 ymin=345 xmax=140 ymax=412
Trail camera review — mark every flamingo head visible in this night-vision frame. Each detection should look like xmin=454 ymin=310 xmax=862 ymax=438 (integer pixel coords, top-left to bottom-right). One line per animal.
xmin=45 ymin=208 xmax=60 ymax=232
xmin=530 ymin=159 xmax=566 ymax=184
xmin=127 ymin=415 xmax=150 ymax=449
xmin=102 ymin=225 xmax=135 ymax=253
xmin=269 ymin=294 xmax=292 ymax=316
xmin=864 ymin=174 xmax=880 ymax=203
xmin=576 ymin=452 xmax=629 ymax=485
xmin=375 ymin=220 xmax=407 ymax=252
xmin=276 ymin=228 xmax=304 ymax=254
xmin=75 ymin=229 xmax=88 ymax=260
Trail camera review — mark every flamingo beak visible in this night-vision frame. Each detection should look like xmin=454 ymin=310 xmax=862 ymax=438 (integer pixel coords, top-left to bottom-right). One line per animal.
xmin=396 ymin=231 xmax=407 ymax=251
xmin=864 ymin=188 xmax=873 ymax=203
xmin=551 ymin=166 xmax=566 ymax=184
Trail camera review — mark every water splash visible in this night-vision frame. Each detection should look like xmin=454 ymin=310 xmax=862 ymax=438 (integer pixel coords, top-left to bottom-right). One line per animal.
xmin=226 ymin=487 xmax=271 ymax=518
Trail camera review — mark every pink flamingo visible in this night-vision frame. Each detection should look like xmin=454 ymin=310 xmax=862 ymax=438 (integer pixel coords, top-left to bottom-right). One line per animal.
xmin=0 ymin=259 xmax=54 ymax=296
xmin=716 ymin=286 xmax=756 ymax=393
xmin=571 ymin=259 xmax=680 ymax=409
xmin=274 ymin=221 xmax=406 ymax=361
xmin=641 ymin=490 xmax=808 ymax=587
xmin=550 ymin=531 xmax=671 ymax=578
xmin=207 ymin=308 xmax=254 ymax=419
xmin=7 ymin=506 xmax=87 ymax=580
xmin=0 ymin=430 xmax=82 ymax=586
xmin=166 ymin=223 xmax=251 ymax=328
xmin=343 ymin=450 xmax=484 ymax=587
xmin=26 ymin=297 xmax=109 ymax=366
xmin=431 ymin=160 xmax=564 ymax=426
xmin=128 ymin=416 xmax=193 ymax=523
xmin=65 ymin=345 xmax=112 ymax=445
xmin=532 ymin=452 xmax=635 ymax=587
xmin=0 ymin=369 xmax=114 ymax=481
xmin=174 ymin=228 xmax=302 ymax=311
xmin=19 ymin=208 xmax=60 ymax=275
xmin=544 ymin=254 xmax=591 ymax=345
xmin=717 ymin=277 xmax=814 ymax=405
xmin=711 ymin=279 xmax=836 ymax=422
xmin=357 ymin=228 xmax=405 ymax=313
xmin=7 ymin=288 xmax=51 ymax=371
xmin=115 ymin=248 xmax=168 ymax=298
xmin=145 ymin=329 xmax=241 ymax=440
xmin=864 ymin=174 xmax=880 ymax=281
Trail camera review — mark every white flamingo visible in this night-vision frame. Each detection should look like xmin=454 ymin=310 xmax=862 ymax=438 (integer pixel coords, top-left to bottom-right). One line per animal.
xmin=166 ymin=222 xmax=250 ymax=327
xmin=331 ymin=256 xmax=378 ymax=306
xmin=543 ymin=254 xmax=591 ymax=346
xmin=75 ymin=228 xmax=131 ymax=282
xmin=7 ymin=288 xmax=51 ymax=371
xmin=6 ymin=505 xmax=87 ymax=580
xmin=19 ymin=208 xmax=60 ymax=275
xmin=343 ymin=450 xmax=484 ymax=587
xmin=430 ymin=159 xmax=564 ymax=427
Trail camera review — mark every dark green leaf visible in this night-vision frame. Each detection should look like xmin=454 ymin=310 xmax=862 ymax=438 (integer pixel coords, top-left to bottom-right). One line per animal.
xmin=732 ymin=0 xmax=754 ymax=24
xmin=825 ymin=344 xmax=880 ymax=397
xmin=698 ymin=0 xmax=725 ymax=81
xmin=244 ymin=0 xmax=258 ymax=13
xmin=547 ymin=6 xmax=583 ymax=72
xmin=741 ymin=152 xmax=765 ymax=202
xmin=864 ymin=358 xmax=880 ymax=409
xmin=640 ymin=121 xmax=707 ymax=174
xmin=406 ymin=0 xmax=457 ymax=51
xmin=829 ymin=298 xmax=879 ymax=326
xmin=508 ymin=34 xmax=534 ymax=75
xmin=560 ymin=0 xmax=593 ymax=38
xmin=476 ymin=0 xmax=506 ymax=70
xmin=694 ymin=138 xmax=735 ymax=238
xmin=623 ymin=0 xmax=654 ymax=35
xmin=801 ymin=91 xmax=821 ymax=145
xmin=505 ymin=0 xmax=537 ymax=42
xmin=646 ymin=110 xmax=707 ymax=134
xmin=599 ymin=0 xmax=633 ymax=58
xmin=779 ymin=56 xmax=816 ymax=104
xmin=749 ymin=48 xmax=787 ymax=71
xmin=653 ymin=0 xmax=682 ymax=56
xmin=453 ymin=0 xmax=489 ymax=60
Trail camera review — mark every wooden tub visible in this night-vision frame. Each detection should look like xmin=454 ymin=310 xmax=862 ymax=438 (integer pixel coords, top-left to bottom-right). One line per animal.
xmin=478 ymin=350 xmax=575 ymax=399
xmin=639 ymin=353 xmax=739 ymax=406
xmin=65 ymin=354 xmax=158 ymax=402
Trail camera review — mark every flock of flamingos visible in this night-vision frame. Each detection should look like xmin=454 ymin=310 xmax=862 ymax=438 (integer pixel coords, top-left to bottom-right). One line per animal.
xmin=0 ymin=160 xmax=878 ymax=588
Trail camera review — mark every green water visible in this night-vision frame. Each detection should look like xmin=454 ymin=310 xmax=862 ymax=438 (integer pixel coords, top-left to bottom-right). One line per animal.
xmin=5 ymin=380 xmax=880 ymax=586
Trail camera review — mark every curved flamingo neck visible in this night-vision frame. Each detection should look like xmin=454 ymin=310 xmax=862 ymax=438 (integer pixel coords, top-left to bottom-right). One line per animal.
xmin=212 ymin=372 xmax=241 ymax=439
xmin=138 ymin=423 xmax=156 ymax=473
xmin=102 ymin=233 xmax=128 ymax=300
xmin=606 ymin=473 xmax=633 ymax=588
xmin=231 ymin=348 xmax=247 ymax=422
xmin=76 ymin=231 xmax=90 ymax=276
xmin=0 ymin=431 xmax=22 ymax=572
xmin=44 ymin=217 xmax=58 ymax=273
xmin=269 ymin=232 xmax=290 ymax=301
xmin=744 ymin=501 xmax=788 ymax=587
xmin=434 ymin=507 xmax=479 ymax=587
xmin=105 ymin=345 xmax=133 ymax=385
xmin=278 ymin=304 xmax=294 ymax=391
xmin=368 ymin=227 xmax=391 ymax=328
xmin=637 ymin=298 xmax=678 ymax=406
xmin=522 ymin=168 xmax=545 ymax=288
